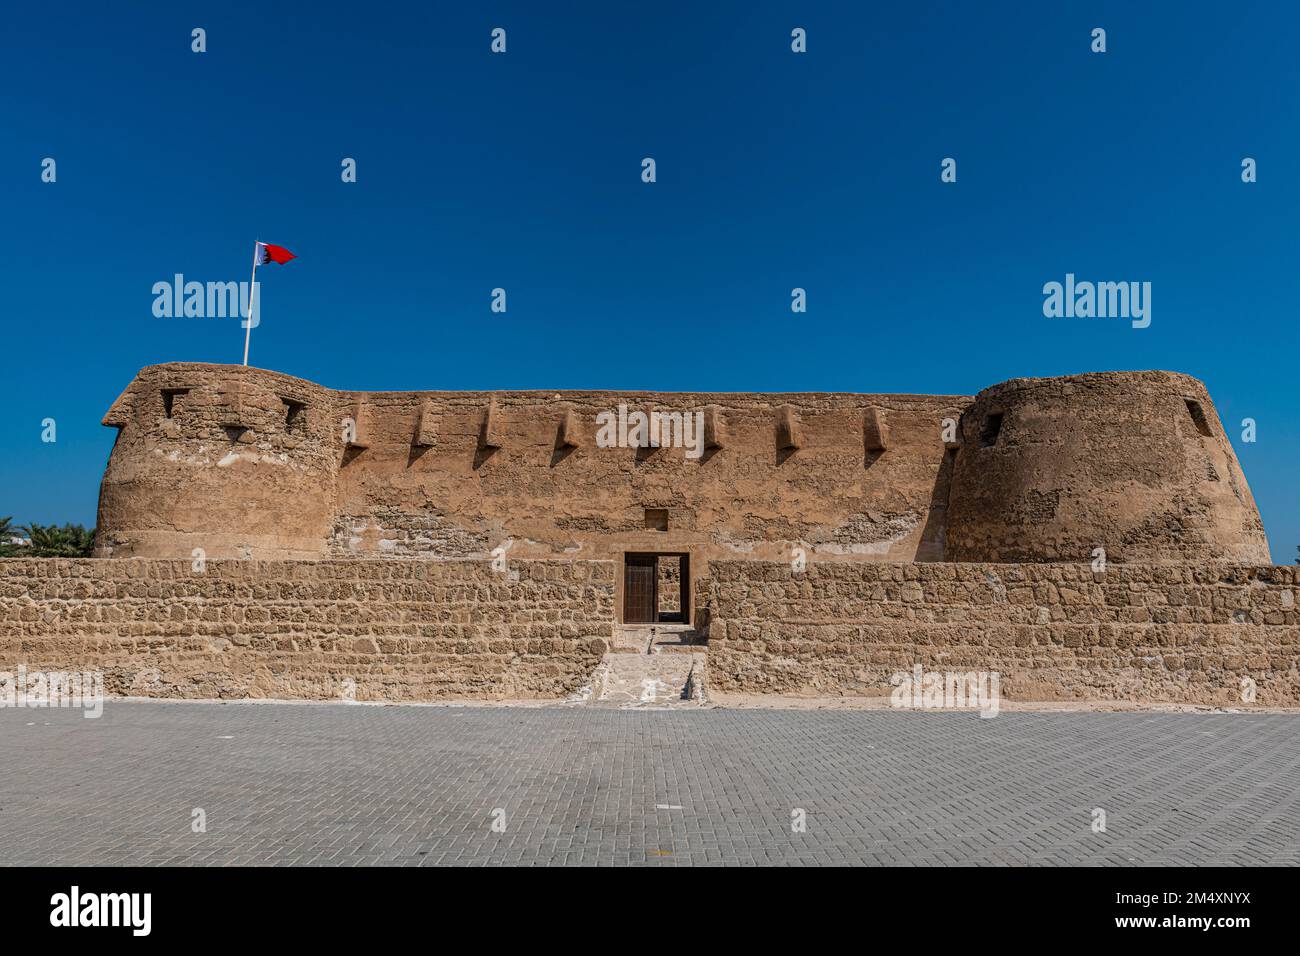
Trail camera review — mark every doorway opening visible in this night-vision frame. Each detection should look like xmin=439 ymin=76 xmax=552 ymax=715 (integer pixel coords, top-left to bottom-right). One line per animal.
xmin=622 ymin=552 xmax=690 ymax=624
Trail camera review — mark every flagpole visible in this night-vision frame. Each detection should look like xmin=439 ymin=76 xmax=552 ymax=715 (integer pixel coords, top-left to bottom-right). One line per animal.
xmin=242 ymin=240 xmax=260 ymax=366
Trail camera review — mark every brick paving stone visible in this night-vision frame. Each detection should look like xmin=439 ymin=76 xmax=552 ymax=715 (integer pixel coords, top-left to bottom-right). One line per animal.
xmin=0 ymin=702 xmax=1297 ymax=866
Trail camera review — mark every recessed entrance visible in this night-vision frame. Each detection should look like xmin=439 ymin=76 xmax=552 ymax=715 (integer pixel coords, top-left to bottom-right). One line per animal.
xmin=622 ymin=552 xmax=690 ymax=624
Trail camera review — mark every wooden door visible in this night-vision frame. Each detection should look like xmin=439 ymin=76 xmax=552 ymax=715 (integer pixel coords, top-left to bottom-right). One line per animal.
xmin=623 ymin=555 xmax=657 ymax=623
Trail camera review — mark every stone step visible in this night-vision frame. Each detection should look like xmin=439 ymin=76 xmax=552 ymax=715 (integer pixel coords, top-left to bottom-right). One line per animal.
xmin=567 ymin=650 xmax=709 ymax=709
xmin=611 ymin=624 xmax=700 ymax=653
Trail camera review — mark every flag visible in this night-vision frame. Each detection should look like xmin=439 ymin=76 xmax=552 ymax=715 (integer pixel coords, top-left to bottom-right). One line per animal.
xmin=242 ymin=240 xmax=296 ymax=366
xmin=255 ymin=242 xmax=296 ymax=265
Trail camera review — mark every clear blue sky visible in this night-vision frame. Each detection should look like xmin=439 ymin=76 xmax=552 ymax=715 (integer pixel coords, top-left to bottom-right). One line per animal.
xmin=2 ymin=1 xmax=1295 ymax=561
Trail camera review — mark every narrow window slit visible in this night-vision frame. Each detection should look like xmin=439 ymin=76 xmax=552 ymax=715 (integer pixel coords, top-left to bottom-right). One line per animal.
xmin=1184 ymin=399 xmax=1212 ymax=437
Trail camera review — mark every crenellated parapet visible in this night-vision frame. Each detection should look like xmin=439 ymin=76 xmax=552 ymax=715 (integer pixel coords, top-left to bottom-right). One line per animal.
xmin=94 ymin=363 xmax=1269 ymax=567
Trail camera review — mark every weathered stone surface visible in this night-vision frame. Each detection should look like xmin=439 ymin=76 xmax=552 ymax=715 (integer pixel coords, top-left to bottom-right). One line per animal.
xmin=480 ymin=397 xmax=503 ymax=450
xmin=558 ymin=407 xmax=581 ymax=449
xmin=91 ymin=363 xmax=1270 ymax=637
xmin=706 ymin=561 xmax=1300 ymax=706
xmin=98 ymin=365 xmax=1264 ymax=573
xmin=414 ymin=400 xmax=438 ymax=448
xmin=0 ymin=559 xmax=614 ymax=701
xmin=947 ymin=372 xmax=1268 ymax=563
xmin=94 ymin=364 xmax=973 ymax=586
xmin=5 ymin=556 xmax=1294 ymax=706
xmin=776 ymin=405 xmax=802 ymax=450
xmin=863 ymin=406 xmax=889 ymax=452
xmin=703 ymin=404 xmax=725 ymax=450
xmin=347 ymin=395 xmax=370 ymax=449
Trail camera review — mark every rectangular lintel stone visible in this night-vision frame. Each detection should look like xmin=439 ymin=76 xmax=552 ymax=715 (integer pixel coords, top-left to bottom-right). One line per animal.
xmin=704 ymin=405 xmax=725 ymax=449
xmin=481 ymin=398 xmax=503 ymax=449
xmin=864 ymin=406 xmax=889 ymax=452
xmin=415 ymin=401 xmax=438 ymax=448
xmin=776 ymin=405 xmax=801 ymax=450
xmin=559 ymin=408 xmax=581 ymax=448
xmin=347 ymin=395 xmax=370 ymax=449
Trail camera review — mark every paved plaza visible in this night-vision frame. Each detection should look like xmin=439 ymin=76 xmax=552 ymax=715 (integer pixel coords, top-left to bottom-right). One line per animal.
xmin=1 ymin=701 xmax=1298 ymax=866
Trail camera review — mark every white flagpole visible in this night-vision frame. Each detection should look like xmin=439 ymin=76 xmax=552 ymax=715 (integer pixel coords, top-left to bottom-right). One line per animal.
xmin=242 ymin=240 xmax=261 ymax=366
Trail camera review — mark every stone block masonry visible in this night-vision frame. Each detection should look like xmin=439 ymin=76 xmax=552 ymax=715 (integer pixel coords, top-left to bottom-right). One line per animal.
xmin=95 ymin=364 xmax=1270 ymax=573
xmin=5 ymin=556 xmax=1298 ymax=707
xmin=706 ymin=561 xmax=1300 ymax=706
xmin=0 ymin=559 xmax=615 ymax=702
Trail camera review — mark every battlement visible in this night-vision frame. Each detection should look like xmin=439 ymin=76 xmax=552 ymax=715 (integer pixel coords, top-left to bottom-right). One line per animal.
xmin=95 ymin=364 xmax=1269 ymax=584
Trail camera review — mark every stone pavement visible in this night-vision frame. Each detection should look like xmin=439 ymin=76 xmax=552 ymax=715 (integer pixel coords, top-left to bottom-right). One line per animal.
xmin=1 ymin=701 xmax=1297 ymax=866
xmin=569 ymin=649 xmax=707 ymax=708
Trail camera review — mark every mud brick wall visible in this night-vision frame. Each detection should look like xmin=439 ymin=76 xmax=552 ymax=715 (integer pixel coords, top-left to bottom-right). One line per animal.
xmin=97 ymin=364 xmax=1270 ymax=572
xmin=96 ymin=363 xmax=970 ymax=568
xmin=707 ymin=562 xmax=1300 ymax=706
xmin=0 ymin=559 xmax=615 ymax=702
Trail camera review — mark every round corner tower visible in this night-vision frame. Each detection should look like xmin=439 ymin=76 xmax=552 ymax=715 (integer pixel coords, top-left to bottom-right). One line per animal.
xmin=95 ymin=363 xmax=340 ymax=559
xmin=944 ymin=371 xmax=1268 ymax=563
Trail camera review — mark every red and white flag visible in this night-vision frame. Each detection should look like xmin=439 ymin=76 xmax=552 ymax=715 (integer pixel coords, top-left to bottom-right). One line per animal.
xmin=243 ymin=240 xmax=297 ymax=366
xmin=254 ymin=242 xmax=296 ymax=265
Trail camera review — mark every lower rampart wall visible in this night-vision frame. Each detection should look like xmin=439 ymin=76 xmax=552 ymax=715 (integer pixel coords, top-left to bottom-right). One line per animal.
xmin=0 ymin=559 xmax=614 ymax=701
xmin=5 ymin=558 xmax=1298 ymax=707
xmin=706 ymin=562 xmax=1300 ymax=706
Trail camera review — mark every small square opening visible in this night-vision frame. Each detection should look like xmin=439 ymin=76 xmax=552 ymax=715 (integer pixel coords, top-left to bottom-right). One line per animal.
xmin=281 ymin=398 xmax=307 ymax=436
xmin=161 ymin=388 xmax=189 ymax=419
xmin=644 ymin=508 xmax=669 ymax=532
xmin=979 ymin=413 xmax=1003 ymax=448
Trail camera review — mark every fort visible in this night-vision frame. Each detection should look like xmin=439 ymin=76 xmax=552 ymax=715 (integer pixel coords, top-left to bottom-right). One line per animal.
xmin=2 ymin=362 xmax=1296 ymax=708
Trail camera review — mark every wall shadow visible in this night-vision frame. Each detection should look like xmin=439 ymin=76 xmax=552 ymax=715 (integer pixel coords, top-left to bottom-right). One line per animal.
xmin=915 ymin=448 xmax=957 ymax=562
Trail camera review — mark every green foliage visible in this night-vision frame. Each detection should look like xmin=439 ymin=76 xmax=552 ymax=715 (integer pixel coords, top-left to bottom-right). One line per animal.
xmin=18 ymin=522 xmax=96 ymax=557
xmin=0 ymin=516 xmax=22 ymax=557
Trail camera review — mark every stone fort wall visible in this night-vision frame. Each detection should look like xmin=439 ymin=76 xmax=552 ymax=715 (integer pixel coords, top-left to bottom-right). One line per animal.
xmin=93 ymin=364 xmax=1270 ymax=627
xmin=0 ymin=559 xmax=614 ymax=701
xmin=11 ymin=364 xmax=1277 ymax=705
xmin=95 ymin=364 xmax=970 ymax=572
xmin=4 ymin=557 xmax=1296 ymax=706
xmin=706 ymin=561 xmax=1300 ymax=706
xmin=947 ymin=372 xmax=1266 ymax=564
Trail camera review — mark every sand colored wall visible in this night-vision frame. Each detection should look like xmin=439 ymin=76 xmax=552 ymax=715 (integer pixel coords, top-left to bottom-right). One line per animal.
xmin=96 ymin=365 xmax=339 ymax=559
xmin=6 ymin=558 xmax=1296 ymax=706
xmin=0 ymin=559 xmax=614 ymax=701
xmin=946 ymin=372 xmax=1269 ymax=564
xmin=95 ymin=364 xmax=970 ymax=610
xmin=94 ymin=364 xmax=1269 ymax=603
xmin=706 ymin=561 xmax=1300 ymax=706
